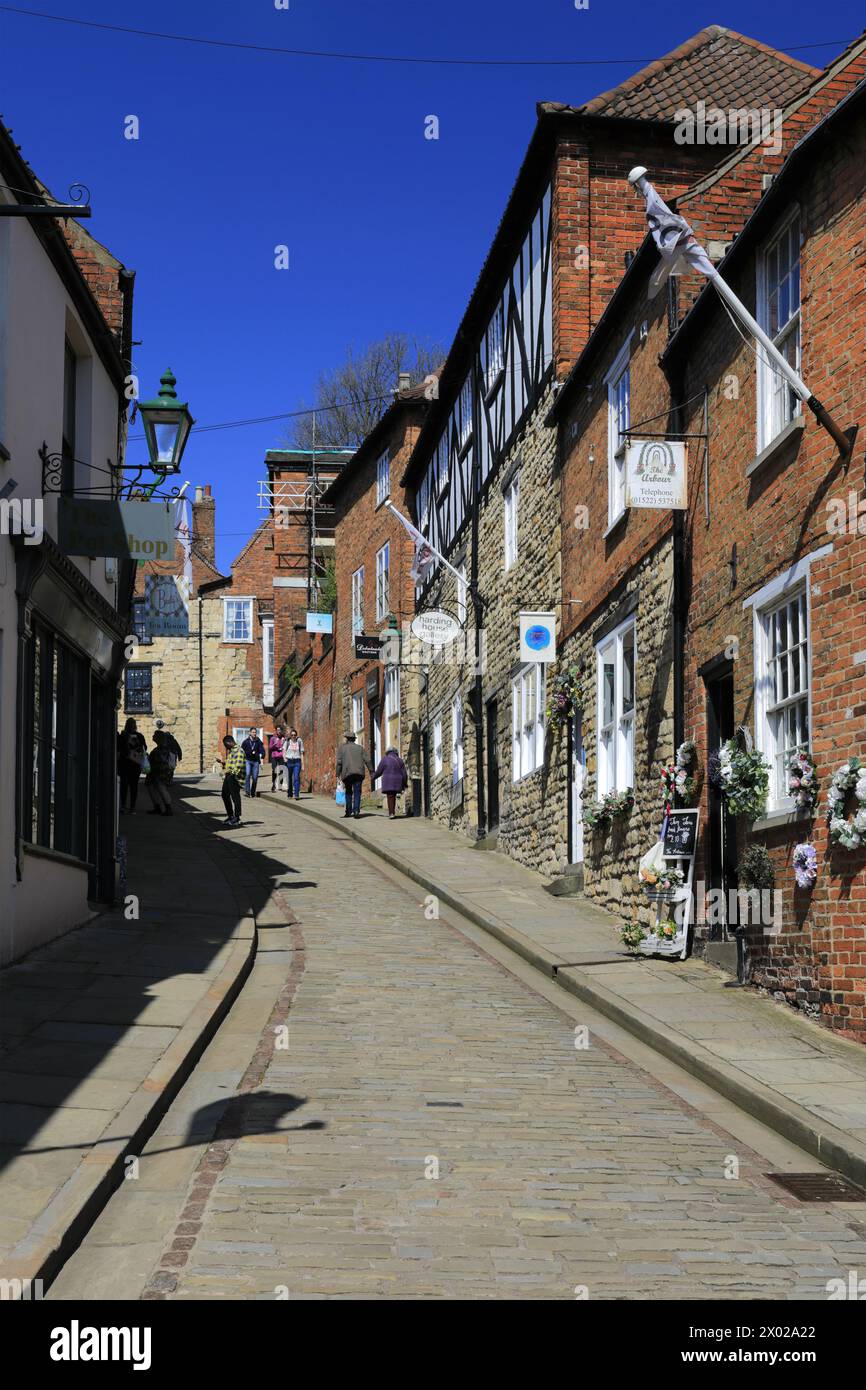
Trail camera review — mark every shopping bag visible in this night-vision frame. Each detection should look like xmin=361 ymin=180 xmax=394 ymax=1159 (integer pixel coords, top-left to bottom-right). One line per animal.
xmin=335 ymin=780 xmax=346 ymax=807
xmin=141 ymin=753 xmax=151 ymax=775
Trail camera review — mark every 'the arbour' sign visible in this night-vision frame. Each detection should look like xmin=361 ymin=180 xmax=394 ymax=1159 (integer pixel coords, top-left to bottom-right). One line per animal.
xmin=626 ymin=440 xmax=687 ymax=510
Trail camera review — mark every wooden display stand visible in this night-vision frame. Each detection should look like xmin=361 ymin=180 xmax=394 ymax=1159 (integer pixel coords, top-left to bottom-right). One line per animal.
xmin=638 ymin=810 xmax=700 ymax=962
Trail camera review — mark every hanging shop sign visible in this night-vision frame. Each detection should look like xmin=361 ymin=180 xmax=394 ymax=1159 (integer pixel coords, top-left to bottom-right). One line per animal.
xmin=144 ymin=574 xmax=190 ymax=637
xmin=58 ymin=499 xmax=174 ymax=561
xmin=354 ymin=634 xmax=382 ymax=661
xmin=411 ymin=609 xmax=462 ymax=646
xmin=519 ymin=611 xmax=556 ymax=663
xmin=625 ymin=439 xmax=687 ymax=510
xmin=306 ymin=611 xmax=333 ymax=634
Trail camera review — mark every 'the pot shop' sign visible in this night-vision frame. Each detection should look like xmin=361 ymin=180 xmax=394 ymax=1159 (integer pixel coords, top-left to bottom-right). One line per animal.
xmin=626 ymin=440 xmax=687 ymax=510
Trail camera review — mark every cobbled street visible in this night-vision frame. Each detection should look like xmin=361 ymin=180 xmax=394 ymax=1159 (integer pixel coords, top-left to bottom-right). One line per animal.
xmin=51 ymin=787 xmax=866 ymax=1301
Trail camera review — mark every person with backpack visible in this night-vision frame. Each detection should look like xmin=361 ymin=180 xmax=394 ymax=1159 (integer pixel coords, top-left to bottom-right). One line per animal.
xmin=268 ymin=725 xmax=287 ymax=792
xmin=241 ymin=728 xmax=266 ymax=797
xmin=220 ymin=734 xmax=245 ymax=827
xmin=145 ymin=731 xmax=175 ymax=817
xmin=372 ymin=747 xmax=409 ymax=819
xmin=335 ymin=732 xmax=372 ymax=819
xmin=283 ymin=727 xmax=305 ymax=800
xmin=117 ymin=717 xmax=147 ymax=814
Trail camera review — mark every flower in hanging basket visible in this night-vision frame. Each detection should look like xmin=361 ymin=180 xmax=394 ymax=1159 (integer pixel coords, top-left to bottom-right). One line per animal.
xmin=716 ymin=739 xmax=769 ymax=820
xmin=788 ymin=750 xmax=819 ymax=814
xmin=546 ymin=664 xmax=585 ymax=731
xmin=661 ymin=741 xmax=701 ymax=805
xmin=583 ymin=786 xmax=633 ymax=830
xmin=792 ymin=842 xmax=817 ymax=889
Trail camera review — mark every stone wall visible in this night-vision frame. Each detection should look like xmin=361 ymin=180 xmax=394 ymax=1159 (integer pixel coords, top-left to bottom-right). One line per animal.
xmin=422 ymin=381 xmax=568 ymax=874
xmin=559 ymin=537 xmax=675 ymax=933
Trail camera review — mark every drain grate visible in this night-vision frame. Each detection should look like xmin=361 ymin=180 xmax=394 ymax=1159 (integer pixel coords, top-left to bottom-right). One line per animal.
xmin=426 ymin=1102 xmax=463 ymax=1108
xmin=766 ymin=1172 xmax=866 ymax=1202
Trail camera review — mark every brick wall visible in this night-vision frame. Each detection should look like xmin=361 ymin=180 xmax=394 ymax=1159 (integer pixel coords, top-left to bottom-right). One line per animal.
xmin=676 ymin=108 xmax=866 ymax=1039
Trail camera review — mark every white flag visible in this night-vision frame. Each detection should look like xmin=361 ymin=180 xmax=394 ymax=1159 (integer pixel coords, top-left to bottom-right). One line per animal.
xmin=173 ymin=493 xmax=193 ymax=605
xmin=387 ymin=503 xmax=437 ymax=583
xmin=632 ymin=174 xmax=716 ymax=299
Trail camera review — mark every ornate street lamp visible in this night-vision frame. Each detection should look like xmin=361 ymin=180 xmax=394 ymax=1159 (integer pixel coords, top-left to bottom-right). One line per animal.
xmin=137 ymin=369 xmax=194 ymax=476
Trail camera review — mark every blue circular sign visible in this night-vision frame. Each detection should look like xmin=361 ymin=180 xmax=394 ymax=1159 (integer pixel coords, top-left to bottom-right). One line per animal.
xmin=526 ymin=625 xmax=551 ymax=650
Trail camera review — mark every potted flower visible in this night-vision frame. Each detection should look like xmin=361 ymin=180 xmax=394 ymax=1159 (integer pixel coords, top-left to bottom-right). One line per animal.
xmin=640 ymin=863 xmax=685 ymax=902
xmin=620 ymin=921 xmax=646 ymax=953
xmin=583 ymin=786 xmax=634 ymax=831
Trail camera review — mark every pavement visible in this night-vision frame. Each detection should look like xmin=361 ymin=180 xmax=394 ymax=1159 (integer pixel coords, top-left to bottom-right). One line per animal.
xmin=262 ymin=789 xmax=866 ymax=1190
xmin=49 ymin=785 xmax=866 ymax=1301
xmin=0 ymin=783 xmax=271 ymax=1289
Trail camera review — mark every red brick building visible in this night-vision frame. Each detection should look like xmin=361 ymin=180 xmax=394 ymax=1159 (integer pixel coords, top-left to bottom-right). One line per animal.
xmin=284 ymin=384 xmax=433 ymax=799
xmin=548 ymin=34 xmax=866 ymax=1037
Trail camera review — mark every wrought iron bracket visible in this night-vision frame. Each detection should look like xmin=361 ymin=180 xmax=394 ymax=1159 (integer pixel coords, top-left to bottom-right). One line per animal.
xmin=39 ymin=443 xmax=184 ymax=502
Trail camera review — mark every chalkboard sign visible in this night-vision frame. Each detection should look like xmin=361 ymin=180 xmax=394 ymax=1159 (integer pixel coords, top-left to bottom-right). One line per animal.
xmin=663 ymin=809 xmax=699 ymax=858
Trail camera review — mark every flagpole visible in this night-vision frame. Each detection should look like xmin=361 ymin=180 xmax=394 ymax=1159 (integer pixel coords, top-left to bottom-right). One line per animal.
xmin=385 ymin=501 xmax=466 ymax=585
xmin=628 ymin=169 xmax=855 ymax=459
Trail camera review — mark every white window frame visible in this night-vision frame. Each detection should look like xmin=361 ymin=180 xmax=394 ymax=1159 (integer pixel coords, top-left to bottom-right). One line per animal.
xmin=455 ymin=561 xmax=468 ymax=625
xmin=606 ymin=339 xmax=631 ymax=529
xmin=484 ymin=299 xmax=505 ymax=391
xmin=375 ymin=544 xmax=390 ymax=622
xmin=352 ymin=565 xmax=364 ymax=635
xmin=433 ymin=718 xmax=443 ymax=775
xmin=385 ymin=665 xmax=400 ymax=750
xmin=376 ymin=448 xmax=390 ymax=506
xmin=504 ymin=472 xmax=519 ymax=571
xmin=352 ymin=691 xmax=365 ymax=735
xmin=223 ymin=597 xmax=254 ymax=643
xmin=595 ymin=616 xmax=636 ymax=796
xmin=511 ymin=663 xmax=546 ymax=782
xmin=262 ymin=618 xmax=274 ymax=684
xmin=458 ymin=376 xmax=473 ymax=448
xmin=451 ymin=696 xmax=464 ymax=785
xmin=757 ymin=209 xmax=802 ymax=452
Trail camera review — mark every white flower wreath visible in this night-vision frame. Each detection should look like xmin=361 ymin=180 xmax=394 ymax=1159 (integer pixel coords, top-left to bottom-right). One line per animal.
xmin=826 ymin=757 xmax=866 ymax=850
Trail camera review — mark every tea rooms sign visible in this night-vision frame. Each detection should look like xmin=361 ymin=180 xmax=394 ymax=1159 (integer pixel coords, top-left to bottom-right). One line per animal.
xmin=626 ymin=440 xmax=687 ymax=510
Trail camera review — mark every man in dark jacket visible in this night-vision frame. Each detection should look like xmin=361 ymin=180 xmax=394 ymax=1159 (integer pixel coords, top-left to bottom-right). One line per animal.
xmin=336 ymin=733 xmax=372 ymax=819
xmin=241 ymin=728 xmax=266 ymax=797
xmin=155 ymin=719 xmax=182 ymax=765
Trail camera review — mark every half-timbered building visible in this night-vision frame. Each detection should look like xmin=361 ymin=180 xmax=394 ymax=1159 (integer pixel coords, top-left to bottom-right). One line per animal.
xmin=401 ymin=26 xmax=817 ymax=878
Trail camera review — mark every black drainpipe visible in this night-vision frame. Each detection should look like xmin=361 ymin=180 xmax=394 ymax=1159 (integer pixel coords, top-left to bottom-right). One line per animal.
xmin=469 ymin=352 xmax=486 ymax=839
xmin=667 ymin=369 xmax=687 ymax=753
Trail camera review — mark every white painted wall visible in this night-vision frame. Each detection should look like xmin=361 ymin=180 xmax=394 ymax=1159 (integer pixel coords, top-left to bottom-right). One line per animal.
xmin=0 ymin=186 xmax=124 ymax=963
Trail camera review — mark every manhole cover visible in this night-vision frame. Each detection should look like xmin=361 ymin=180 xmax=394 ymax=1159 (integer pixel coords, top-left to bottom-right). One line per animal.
xmin=766 ymin=1172 xmax=866 ymax=1202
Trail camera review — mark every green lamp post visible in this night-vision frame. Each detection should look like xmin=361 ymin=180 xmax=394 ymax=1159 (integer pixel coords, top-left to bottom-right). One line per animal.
xmin=137 ymin=369 xmax=194 ymax=476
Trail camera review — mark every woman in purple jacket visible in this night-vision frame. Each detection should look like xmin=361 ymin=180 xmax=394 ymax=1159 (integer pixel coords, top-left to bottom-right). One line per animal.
xmin=372 ymin=747 xmax=408 ymax=819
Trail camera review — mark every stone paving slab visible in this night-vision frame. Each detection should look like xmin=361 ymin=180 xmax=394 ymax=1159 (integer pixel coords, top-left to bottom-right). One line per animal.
xmin=270 ymin=791 xmax=866 ymax=1190
xmin=0 ymin=787 xmax=259 ymax=1288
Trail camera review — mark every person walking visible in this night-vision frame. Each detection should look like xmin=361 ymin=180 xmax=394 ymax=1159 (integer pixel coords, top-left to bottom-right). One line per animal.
xmin=145 ymin=731 xmax=175 ymax=816
xmin=268 ymin=725 xmax=286 ymax=792
xmin=155 ymin=719 xmax=182 ymax=765
xmin=221 ymin=735 xmax=245 ymax=827
xmin=241 ymin=727 xmax=266 ymax=797
xmin=117 ymin=717 xmax=147 ymax=814
xmin=335 ymin=732 xmax=371 ymax=819
xmin=283 ymin=727 xmax=305 ymax=800
xmin=372 ymin=747 xmax=409 ymax=820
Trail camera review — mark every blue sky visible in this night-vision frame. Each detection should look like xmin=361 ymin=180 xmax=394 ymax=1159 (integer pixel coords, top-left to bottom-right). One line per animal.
xmin=0 ymin=2 xmax=857 ymax=570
